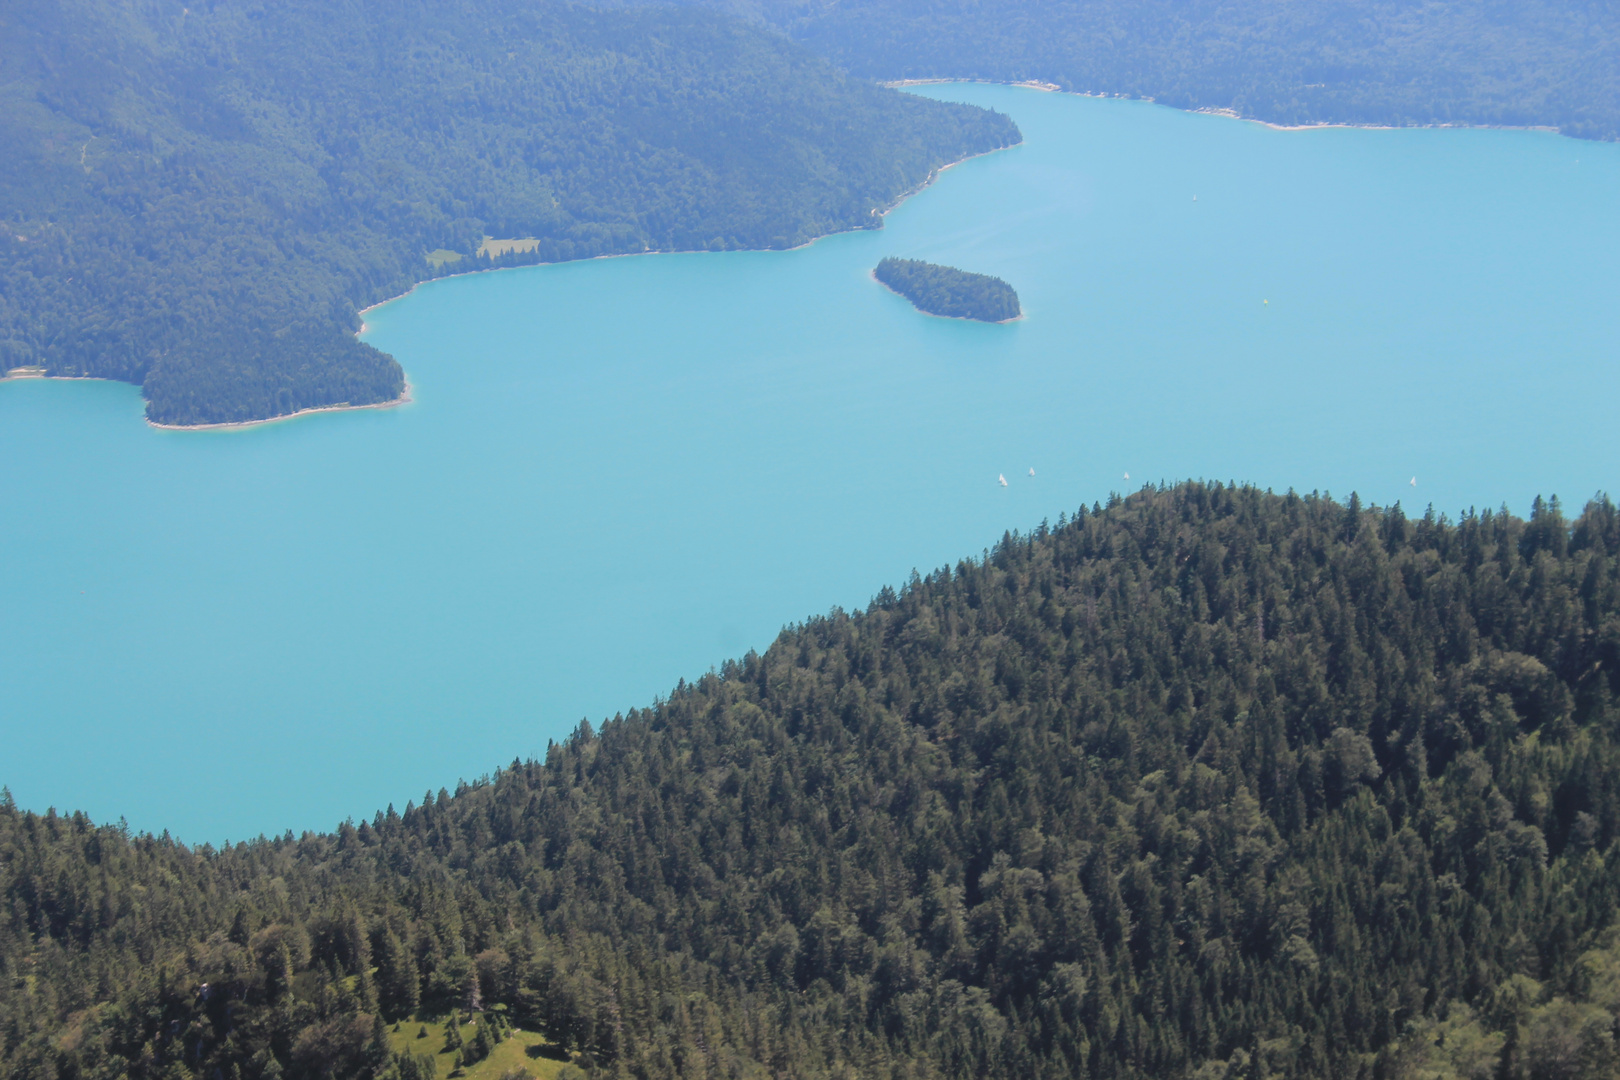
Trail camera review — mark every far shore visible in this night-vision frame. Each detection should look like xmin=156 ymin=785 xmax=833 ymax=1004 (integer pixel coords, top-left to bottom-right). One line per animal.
xmin=1199 ymin=104 xmax=1559 ymax=135
xmin=2 ymin=369 xmax=120 ymax=385
xmin=0 ymin=366 xmax=107 ymax=383
xmin=886 ymin=78 xmax=1567 ymax=136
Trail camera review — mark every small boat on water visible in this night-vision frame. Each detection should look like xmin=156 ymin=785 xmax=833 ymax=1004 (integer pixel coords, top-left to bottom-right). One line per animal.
xmin=998 ymin=474 xmax=1008 ymax=487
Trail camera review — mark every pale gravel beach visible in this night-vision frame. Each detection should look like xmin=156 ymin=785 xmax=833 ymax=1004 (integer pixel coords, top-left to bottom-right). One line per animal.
xmin=146 ymin=379 xmax=414 ymax=431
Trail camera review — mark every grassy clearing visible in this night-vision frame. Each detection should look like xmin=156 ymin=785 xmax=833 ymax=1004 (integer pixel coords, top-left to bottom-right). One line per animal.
xmin=387 ymin=1017 xmax=571 ymax=1080
xmin=476 ymin=238 xmax=540 ymax=258
xmin=425 ymin=249 xmax=464 ymax=269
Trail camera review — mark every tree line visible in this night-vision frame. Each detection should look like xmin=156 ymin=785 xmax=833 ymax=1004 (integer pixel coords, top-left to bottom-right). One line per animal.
xmin=6 ymin=482 xmax=1620 ymax=1080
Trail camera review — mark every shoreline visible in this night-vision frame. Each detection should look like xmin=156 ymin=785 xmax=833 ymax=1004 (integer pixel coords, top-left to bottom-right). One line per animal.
xmin=3 ymin=368 xmax=414 ymax=431
xmin=1 ymin=370 xmax=116 ymax=384
xmin=147 ymin=379 xmax=414 ymax=432
xmin=1193 ymin=105 xmax=1556 ymax=134
xmin=888 ymin=78 xmax=1568 ymax=137
xmin=888 ymin=78 xmax=1062 ymax=94
xmin=357 ymin=136 xmax=1024 ymax=330
xmin=875 ymin=141 xmax=1018 ymax=223
xmin=358 ymin=242 xmax=758 ymax=327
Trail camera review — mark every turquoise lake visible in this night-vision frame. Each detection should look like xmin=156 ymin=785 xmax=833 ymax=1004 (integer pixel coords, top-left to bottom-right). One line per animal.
xmin=3 ymin=84 xmax=1618 ymax=841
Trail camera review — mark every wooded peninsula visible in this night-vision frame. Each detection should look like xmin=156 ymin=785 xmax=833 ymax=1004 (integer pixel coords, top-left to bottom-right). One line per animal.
xmin=0 ymin=0 xmax=1019 ymax=426
xmin=875 ymin=257 xmax=1022 ymax=322
xmin=7 ymin=483 xmax=1620 ymax=1080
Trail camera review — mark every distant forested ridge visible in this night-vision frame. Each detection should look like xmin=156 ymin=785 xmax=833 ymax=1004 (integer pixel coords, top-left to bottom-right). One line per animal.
xmin=684 ymin=0 xmax=1620 ymax=140
xmin=0 ymin=0 xmax=1019 ymax=426
xmin=874 ymin=256 xmax=1020 ymax=321
xmin=9 ymin=482 xmax=1620 ymax=1080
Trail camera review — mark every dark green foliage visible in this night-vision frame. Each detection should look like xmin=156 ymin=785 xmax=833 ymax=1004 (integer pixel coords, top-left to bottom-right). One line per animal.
xmin=0 ymin=0 xmax=1019 ymax=425
xmin=701 ymin=0 xmax=1620 ymax=140
xmin=874 ymin=256 xmax=1020 ymax=321
xmin=399 ymin=1054 xmax=437 ymax=1080
xmin=7 ymin=483 xmax=1620 ymax=1080
xmin=467 ymin=1020 xmax=495 ymax=1066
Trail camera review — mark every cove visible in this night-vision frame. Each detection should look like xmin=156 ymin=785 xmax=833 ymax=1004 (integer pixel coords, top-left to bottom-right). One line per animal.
xmin=2 ymin=84 xmax=1617 ymax=842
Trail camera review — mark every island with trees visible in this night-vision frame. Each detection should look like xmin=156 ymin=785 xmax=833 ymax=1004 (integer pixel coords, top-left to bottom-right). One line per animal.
xmin=874 ymin=256 xmax=1022 ymax=321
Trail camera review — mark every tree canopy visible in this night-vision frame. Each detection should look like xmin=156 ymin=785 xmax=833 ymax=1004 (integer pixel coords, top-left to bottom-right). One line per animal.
xmin=874 ymin=256 xmax=1020 ymax=321
xmin=7 ymin=482 xmax=1620 ymax=1080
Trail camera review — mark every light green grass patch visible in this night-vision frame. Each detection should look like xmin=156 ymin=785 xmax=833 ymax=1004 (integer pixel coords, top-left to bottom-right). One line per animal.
xmin=425 ymin=250 xmax=464 ymax=269
xmin=477 ymin=238 xmax=541 ymax=259
xmin=387 ymin=1017 xmax=570 ymax=1080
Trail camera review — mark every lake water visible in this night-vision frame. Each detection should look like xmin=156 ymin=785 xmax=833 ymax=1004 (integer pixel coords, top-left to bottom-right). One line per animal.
xmin=4 ymin=85 xmax=1618 ymax=842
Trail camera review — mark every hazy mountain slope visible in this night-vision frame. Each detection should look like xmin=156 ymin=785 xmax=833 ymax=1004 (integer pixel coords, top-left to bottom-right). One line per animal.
xmin=6 ymin=483 xmax=1620 ymax=1080
xmin=0 ymin=0 xmax=1018 ymax=425
xmin=690 ymin=0 xmax=1620 ymax=139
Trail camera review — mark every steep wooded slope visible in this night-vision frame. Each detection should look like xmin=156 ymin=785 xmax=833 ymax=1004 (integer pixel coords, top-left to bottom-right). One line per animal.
xmin=6 ymin=483 xmax=1620 ymax=1080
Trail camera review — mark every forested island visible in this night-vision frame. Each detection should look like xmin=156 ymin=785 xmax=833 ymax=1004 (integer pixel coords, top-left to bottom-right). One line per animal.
xmin=875 ymin=257 xmax=1021 ymax=321
xmin=8 ymin=482 xmax=1620 ymax=1080
xmin=699 ymin=0 xmax=1620 ymax=140
xmin=0 ymin=0 xmax=1018 ymax=426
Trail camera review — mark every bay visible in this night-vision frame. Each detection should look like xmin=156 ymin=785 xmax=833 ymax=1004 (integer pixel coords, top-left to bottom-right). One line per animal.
xmin=3 ymin=84 xmax=1617 ymax=841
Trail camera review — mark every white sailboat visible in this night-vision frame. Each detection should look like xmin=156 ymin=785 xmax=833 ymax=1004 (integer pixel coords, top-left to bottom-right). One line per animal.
xmin=998 ymin=474 xmax=1008 ymax=487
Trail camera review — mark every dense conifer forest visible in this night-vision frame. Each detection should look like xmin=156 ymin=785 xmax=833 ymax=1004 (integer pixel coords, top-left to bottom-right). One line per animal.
xmin=690 ymin=0 xmax=1620 ymax=140
xmin=0 ymin=0 xmax=1018 ymax=426
xmin=8 ymin=482 xmax=1620 ymax=1080
xmin=873 ymin=257 xmax=1019 ymax=321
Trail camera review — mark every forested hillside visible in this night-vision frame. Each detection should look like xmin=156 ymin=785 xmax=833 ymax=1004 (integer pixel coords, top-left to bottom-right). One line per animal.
xmin=691 ymin=0 xmax=1620 ymax=140
xmin=0 ymin=0 xmax=1018 ymax=425
xmin=8 ymin=483 xmax=1620 ymax=1080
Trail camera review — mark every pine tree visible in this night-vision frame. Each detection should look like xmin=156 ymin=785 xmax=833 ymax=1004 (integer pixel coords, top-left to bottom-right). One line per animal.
xmin=467 ymin=1019 xmax=495 ymax=1066
xmin=377 ymin=929 xmax=421 ymax=1020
